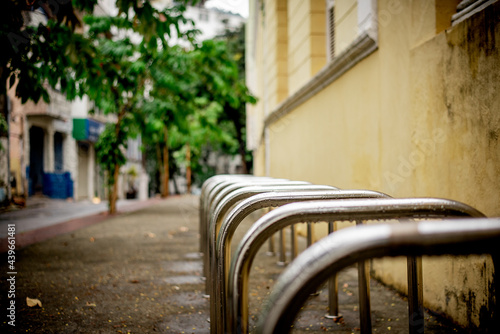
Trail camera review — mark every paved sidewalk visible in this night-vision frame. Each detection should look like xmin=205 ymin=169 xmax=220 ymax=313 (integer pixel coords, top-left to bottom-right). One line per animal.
xmin=0 ymin=196 xmax=163 ymax=252
xmin=0 ymin=195 xmax=470 ymax=333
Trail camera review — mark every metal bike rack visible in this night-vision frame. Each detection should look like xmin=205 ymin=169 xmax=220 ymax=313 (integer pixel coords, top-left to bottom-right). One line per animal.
xmin=199 ymin=175 xmax=253 ymax=253
xmin=200 ymin=177 xmax=294 ymax=270
xmin=206 ymin=184 xmax=336 ymax=333
xmin=211 ymin=189 xmax=390 ymax=334
xmin=199 ymin=176 xmax=280 ymax=255
xmin=202 ymin=179 xmax=310 ymax=284
xmin=256 ymin=218 xmax=500 ymax=334
xmin=227 ymin=198 xmax=485 ymax=334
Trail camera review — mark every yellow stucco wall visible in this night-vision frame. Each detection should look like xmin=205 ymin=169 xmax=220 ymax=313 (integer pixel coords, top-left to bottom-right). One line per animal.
xmin=250 ymin=0 xmax=500 ymax=329
xmin=288 ymin=0 xmax=312 ymax=94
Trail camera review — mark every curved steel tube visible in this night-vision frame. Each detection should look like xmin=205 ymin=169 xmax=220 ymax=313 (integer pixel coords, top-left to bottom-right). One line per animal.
xmin=228 ymin=198 xmax=485 ymax=334
xmin=200 ymin=176 xmax=280 ymax=255
xmin=213 ymin=189 xmax=390 ymax=333
xmin=207 ymin=184 xmax=336 ymax=332
xmin=201 ymin=178 xmax=292 ymax=271
xmin=203 ymin=180 xmax=309 ymax=285
xmin=199 ymin=175 xmax=253 ymax=252
xmin=256 ymin=218 xmax=500 ymax=334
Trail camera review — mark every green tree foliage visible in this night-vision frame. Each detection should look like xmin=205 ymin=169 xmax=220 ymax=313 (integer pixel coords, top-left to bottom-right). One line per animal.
xmin=140 ymin=38 xmax=256 ymax=193
xmin=83 ymin=1 xmax=198 ymax=212
xmin=2 ymin=0 xmax=255 ymax=205
xmin=213 ymin=24 xmax=256 ymax=174
xmin=1 ymin=0 xmax=198 ymax=211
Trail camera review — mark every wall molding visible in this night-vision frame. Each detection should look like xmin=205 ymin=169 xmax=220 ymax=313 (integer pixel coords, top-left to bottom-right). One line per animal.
xmin=262 ymin=33 xmax=378 ymax=138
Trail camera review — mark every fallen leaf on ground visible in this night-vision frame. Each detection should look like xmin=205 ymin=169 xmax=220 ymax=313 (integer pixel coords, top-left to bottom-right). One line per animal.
xmin=89 ymin=237 xmax=95 ymax=242
xmin=179 ymin=226 xmax=189 ymax=232
xmin=145 ymin=232 xmax=156 ymax=238
xmin=86 ymin=302 xmax=97 ymax=307
xmin=26 ymin=297 xmax=42 ymax=307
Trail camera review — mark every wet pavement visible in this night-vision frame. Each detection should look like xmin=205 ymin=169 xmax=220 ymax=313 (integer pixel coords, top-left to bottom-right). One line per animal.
xmin=0 ymin=195 xmax=470 ymax=333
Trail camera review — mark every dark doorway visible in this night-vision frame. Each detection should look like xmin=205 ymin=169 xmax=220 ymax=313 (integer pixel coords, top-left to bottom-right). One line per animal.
xmin=54 ymin=132 xmax=64 ymax=172
xmin=29 ymin=126 xmax=44 ymax=194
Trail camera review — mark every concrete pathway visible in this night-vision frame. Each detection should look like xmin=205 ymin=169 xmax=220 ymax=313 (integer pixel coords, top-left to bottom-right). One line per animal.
xmin=0 ymin=195 xmax=472 ymax=333
xmin=0 ymin=196 xmax=163 ymax=252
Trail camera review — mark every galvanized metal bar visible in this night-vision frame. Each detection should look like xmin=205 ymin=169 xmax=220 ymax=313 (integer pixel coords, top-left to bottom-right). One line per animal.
xmin=267 ymin=233 xmax=275 ymax=256
xmin=277 ymin=228 xmax=287 ymax=266
xmin=207 ymin=184 xmax=335 ymax=333
xmin=325 ymin=221 xmax=339 ymax=319
xmin=203 ymin=178 xmax=298 ymax=288
xmin=256 ymin=218 xmax=500 ymax=334
xmin=204 ymin=180 xmax=307 ymax=266
xmin=200 ymin=175 xmax=263 ymax=255
xmin=200 ymin=176 xmax=239 ymax=253
xmin=408 ymin=255 xmax=424 ymax=333
xmin=290 ymin=224 xmax=298 ymax=260
xmin=201 ymin=177 xmax=268 ymax=286
xmin=354 ymin=219 xmax=372 ymax=333
xmin=228 ymin=198 xmax=485 ymax=334
xmin=215 ymin=190 xmax=390 ymax=333
xmin=307 ymin=222 xmax=314 ymax=246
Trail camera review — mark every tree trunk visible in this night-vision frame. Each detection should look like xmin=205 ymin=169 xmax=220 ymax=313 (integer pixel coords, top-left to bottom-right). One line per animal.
xmin=233 ymin=117 xmax=249 ymax=174
xmin=156 ymin=143 xmax=162 ymax=195
xmin=108 ymin=107 xmax=126 ymax=214
xmin=109 ymin=162 xmax=120 ymax=214
xmin=186 ymin=143 xmax=191 ymax=194
xmin=228 ymin=107 xmax=249 ymax=175
xmin=161 ymin=127 xmax=169 ymax=198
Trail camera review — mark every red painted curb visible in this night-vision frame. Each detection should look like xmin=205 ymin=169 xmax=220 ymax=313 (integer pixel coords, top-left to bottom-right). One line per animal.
xmin=0 ymin=198 xmax=164 ymax=253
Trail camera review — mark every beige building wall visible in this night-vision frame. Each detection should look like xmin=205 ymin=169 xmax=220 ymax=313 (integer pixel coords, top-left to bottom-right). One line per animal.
xmin=248 ymin=0 xmax=499 ymax=329
xmin=288 ymin=0 xmax=327 ymax=94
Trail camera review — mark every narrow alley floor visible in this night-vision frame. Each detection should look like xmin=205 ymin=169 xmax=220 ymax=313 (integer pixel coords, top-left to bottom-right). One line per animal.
xmin=0 ymin=195 xmax=469 ymax=333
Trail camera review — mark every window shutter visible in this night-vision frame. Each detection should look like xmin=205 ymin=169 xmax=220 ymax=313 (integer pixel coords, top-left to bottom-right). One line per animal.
xmin=327 ymin=0 xmax=335 ymax=60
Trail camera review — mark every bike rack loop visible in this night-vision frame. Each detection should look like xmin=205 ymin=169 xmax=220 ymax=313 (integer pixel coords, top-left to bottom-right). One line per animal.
xmin=207 ymin=184 xmax=336 ymax=333
xmin=202 ymin=180 xmax=310 ymax=282
xmin=212 ymin=189 xmax=390 ymax=334
xmin=205 ymin=183 xmax=334 ymax=282
xmin=200 ymin=176 xmax=252 ymax=253
xmin=201 ymin=178 xmax=294 ymax=262
xmin=200 ymin=176 xmax=283 ymax=254
xmin=227 ymin=198 xmax=485 ymax=334
xmin=256 ymin=218 xmax=500 ymax=334
xmin=200 ymin=175 xmax=255 ymax=251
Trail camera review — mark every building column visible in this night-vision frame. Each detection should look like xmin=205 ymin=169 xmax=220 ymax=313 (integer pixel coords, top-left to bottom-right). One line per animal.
xmin=45 ymin=126 xmax=54 ymax=173
xmin=88 ymin=144 xmax=95 ymax=200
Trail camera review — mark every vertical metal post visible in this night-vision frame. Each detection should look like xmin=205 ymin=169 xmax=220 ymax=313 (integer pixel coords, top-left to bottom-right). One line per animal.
xmin=290 ymin=224 xmax=298 ymax=260
xmin=407 ymin=255 xmax=424 ymax=334
xmin=325 ymin=221 xmax=340 ymax=319
xmin=277 ymin=228 xmax=287 ymax=266
xmin=267 ymin=234 xmax=275 ymax=256
xmin=356 ymin=220 xmax=372 ymax=334
xmin=358 ymin=259 xmax=372 ymax=333
xmin=266 ymin=207 xmax=275 ymax=256
xmin=307 ymin=222 xmax=314 ymax=246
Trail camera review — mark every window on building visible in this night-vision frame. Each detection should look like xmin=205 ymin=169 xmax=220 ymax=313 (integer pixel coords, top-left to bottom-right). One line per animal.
xmin=199 ymin=10 xmax=209 ymax=22
xmin=325 ymin=0 xmax=377 ymax=61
